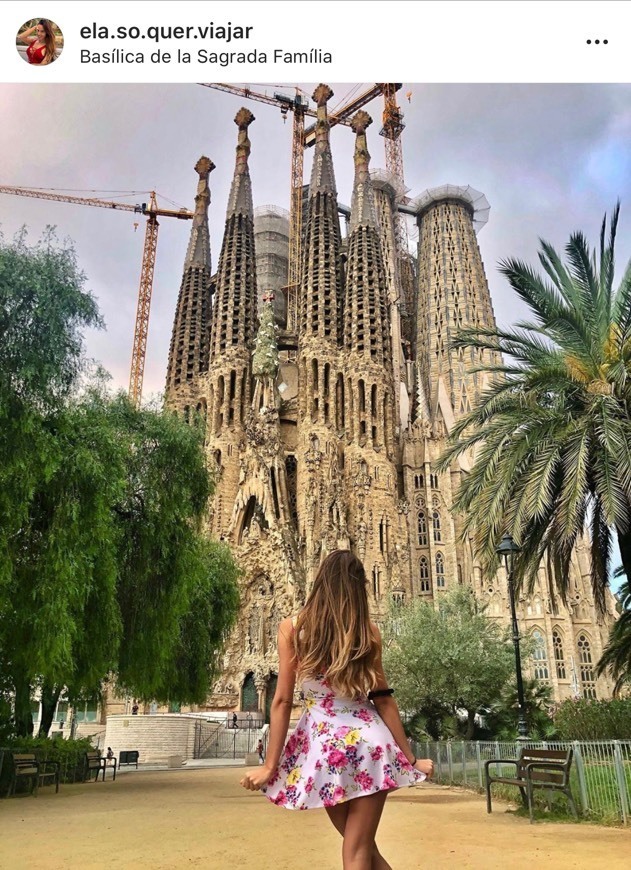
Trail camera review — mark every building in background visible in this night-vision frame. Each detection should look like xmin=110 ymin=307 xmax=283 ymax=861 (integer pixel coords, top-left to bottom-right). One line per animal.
xmin=162 ymin=86 xmax=616 ymax=721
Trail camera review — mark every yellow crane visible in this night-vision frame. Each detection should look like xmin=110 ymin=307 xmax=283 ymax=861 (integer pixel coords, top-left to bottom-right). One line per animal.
xmin=0 ymin=185 xmax=193 ymax=407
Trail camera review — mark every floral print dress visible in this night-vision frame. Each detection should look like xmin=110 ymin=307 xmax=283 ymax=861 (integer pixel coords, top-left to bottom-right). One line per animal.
xmin=261 ymin=675 xmax=425 ymax=810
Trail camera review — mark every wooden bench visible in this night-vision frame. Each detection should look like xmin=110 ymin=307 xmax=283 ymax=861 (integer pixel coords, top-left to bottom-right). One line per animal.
xmin=7 ymin=753 xmax=60 ymax=797
xmin=485 ymin=747 xmax=578 ymax=823
xmin=118 ymin=750 xmax=139 ymax=769
xmin=84 ymin=751 xmax=116 ymax=782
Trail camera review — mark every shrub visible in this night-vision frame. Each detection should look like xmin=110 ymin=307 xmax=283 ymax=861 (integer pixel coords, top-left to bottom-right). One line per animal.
xmin=552 ymin=698 xmax=631 ymax=740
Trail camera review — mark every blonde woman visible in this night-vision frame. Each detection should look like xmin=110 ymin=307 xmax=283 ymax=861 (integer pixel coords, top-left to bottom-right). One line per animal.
xmin=240 ymin=550 xmax=434 ymax=869
xmin=18 ymin=19 xmax=57 ymax=65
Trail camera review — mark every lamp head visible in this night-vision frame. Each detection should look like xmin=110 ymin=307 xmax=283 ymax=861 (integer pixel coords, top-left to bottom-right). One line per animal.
xmin=496 ymin=533 xmax=521 ymax=574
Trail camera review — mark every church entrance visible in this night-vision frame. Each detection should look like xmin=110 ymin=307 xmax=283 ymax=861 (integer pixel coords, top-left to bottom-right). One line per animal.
xmin=264 ymin=674 xmax=278 ymax=724
xmin=242 ymin=672 xmax=258 ymax=712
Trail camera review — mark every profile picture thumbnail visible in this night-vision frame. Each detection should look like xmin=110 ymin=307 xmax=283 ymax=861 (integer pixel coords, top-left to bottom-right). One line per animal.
xmin=16 ymin=18 xmax=63 ymax=65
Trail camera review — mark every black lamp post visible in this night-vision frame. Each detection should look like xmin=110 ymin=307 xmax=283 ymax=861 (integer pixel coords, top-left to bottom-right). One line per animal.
xmin=496 ymin=534 xmax=529 ymax=740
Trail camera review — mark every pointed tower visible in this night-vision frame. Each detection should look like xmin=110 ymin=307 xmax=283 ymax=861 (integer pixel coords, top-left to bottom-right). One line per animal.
xmin=341 ymin=110 xmax=410 ymax=610
xmin=296 ymin=85 xmax=349 ymax=584
xmin=207 ymin=108 xmax=259 ymax=534
xmin=165 ymin=156 xmax=215 ymax=415
xmin=414 ymin=185 xmax=499 ymax=430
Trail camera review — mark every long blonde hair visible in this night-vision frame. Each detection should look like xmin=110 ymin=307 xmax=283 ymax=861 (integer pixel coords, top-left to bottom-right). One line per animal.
xmin=294 ymin=550 xmax=379 ymax=699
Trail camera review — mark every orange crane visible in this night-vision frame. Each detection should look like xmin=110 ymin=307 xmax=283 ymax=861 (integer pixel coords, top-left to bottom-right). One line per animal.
xmin=200 ymin=83 xmax=407 ymax=332
xmin=0 ymin=185 xmax=193 ymax=407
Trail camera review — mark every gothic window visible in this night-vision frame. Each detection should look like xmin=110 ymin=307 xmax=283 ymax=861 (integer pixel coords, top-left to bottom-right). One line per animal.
xmin=414 ymin=474 xmax=424 ymax=489
xmin=419 ymin=558 xmax=430 ymax=593
xmin=553 ymin=630 xmax=566 ymax=680
xmin=432 ymin=511 xmax=442 ymax=542
xmin=435 ymin=553 xmax=445 ymax=588
xmin=430 ymin=474 xmax=438 ymax=489
xmin=392 ymin=590 xmax=405 ymax=606
xmin=531 ymin=629 xmax=550 ymax=681
xmin=577 ymin=634 xmax=597 ymax=699
xmin=417 ymin=511 xmax=428 ymax=546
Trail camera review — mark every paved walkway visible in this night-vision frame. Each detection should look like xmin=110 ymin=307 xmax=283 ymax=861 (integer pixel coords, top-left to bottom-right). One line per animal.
xmin=2 ymin=767 xmax=629 ymax=869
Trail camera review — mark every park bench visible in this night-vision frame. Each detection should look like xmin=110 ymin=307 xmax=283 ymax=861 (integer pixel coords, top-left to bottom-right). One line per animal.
xmin=7 ymin=753 xmax=60 ymax=797
xmin=118 ymin=750 xmax=139 ymax=769
xmin=84 ymin=750 xmax=116 ymax=782
xmin=484 ymin=747 xmax=578 ymax=823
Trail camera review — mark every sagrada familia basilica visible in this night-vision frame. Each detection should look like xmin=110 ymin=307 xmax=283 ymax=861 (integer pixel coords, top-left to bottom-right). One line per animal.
xmin=162 ymin=85 xmax=616 ymax=720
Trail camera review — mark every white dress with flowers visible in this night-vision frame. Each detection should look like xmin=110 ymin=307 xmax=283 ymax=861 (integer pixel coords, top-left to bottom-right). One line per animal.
xmin=261 ymin=675 xmax=425 ymax=810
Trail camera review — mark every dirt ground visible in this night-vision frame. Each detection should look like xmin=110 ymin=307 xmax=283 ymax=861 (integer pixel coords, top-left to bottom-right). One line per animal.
xmin=1 ymin=767 xmax=629 ymax=869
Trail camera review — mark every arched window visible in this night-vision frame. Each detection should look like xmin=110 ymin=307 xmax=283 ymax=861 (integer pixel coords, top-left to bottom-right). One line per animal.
xmin=432 ymin=511 xmax=442 ymax=543
xmin=417 ymin=511 xmax=427 ymax=546
xmin=577 ymin=634 xmax=597 ymax=699
xmin=419 ymin=557 xmax=430 ymax=593
xmin=435 ymin=553 xmax=445 ymax=588
xmin=531 ymin=629 xmax=550 ymax=681
xmin=414 ymin=473 xmax=424 ymax=489
xmin=553 ymin=630 xmax=566 ymax=680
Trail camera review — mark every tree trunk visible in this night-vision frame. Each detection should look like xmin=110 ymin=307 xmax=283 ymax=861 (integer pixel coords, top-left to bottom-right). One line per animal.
xmin=616 ymin=525 xmax=631 ymax=586
xmin=465 ymin=709 xmax=476 ymax=741
xmin=13 ymin=675 xmax=34 ymax=738
xmin=38 ymin=681 xmax=62 ymax=737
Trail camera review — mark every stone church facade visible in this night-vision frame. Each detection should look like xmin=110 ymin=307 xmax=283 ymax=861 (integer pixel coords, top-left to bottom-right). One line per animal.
xmin=163 ymin=86 xmax=617 ymax=720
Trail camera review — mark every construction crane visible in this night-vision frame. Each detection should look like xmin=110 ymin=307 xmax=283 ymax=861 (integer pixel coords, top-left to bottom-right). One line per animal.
xmin=0 ymin=185 xmax=193 ymax=407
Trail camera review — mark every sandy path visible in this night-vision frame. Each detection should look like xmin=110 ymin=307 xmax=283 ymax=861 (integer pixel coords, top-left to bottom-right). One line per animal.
xmin=1 ymin=767 xmax=628 ymax=869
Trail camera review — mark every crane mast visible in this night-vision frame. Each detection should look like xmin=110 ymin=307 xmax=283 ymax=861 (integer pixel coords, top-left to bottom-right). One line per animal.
xmin=0 ymin=184 xmax=193 ymax=408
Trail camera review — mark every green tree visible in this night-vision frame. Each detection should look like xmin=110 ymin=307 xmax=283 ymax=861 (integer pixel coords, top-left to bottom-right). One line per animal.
xmin=438 ymin=205 xmax=631 ymax=610
xmin=0 ymin=230 xmax=240 ymax=737
xmin=482 ymin=678 xmax=556 ymax=740
xmin=596 ymin=567 xmax=631 ymax=692
xmin=382 ymin=588 xmax=516 ymax=740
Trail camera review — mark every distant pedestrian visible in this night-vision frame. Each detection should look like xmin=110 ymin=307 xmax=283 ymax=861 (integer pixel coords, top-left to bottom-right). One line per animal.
xmin=257 ymin=739 xmax=264 ymax=765
xmin=106 ymin=747 xmax=114 ymax=765
xmin=232 ymin=712 xmax=238 ymax=729
xmin=132 ymin=701 xmax=139 ymax=715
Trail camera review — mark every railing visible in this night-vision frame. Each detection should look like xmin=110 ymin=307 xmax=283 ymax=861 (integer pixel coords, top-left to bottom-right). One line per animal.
xmin=413 ymin=740 xmax=631 ymax=826
xmin=193 ymin=722 xmax=267 ymax=760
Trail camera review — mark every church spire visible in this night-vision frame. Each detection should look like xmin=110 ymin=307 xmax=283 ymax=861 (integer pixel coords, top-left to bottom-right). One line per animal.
xmin=343 ymin=111 xmax=391 ymax=367
xmin=165 ymin=156 xmax=215 ymax=394
xmin=299 ymin=83 xmax=343 ymax=345
xmin=210 ymin=108 xmax=258 ymax=363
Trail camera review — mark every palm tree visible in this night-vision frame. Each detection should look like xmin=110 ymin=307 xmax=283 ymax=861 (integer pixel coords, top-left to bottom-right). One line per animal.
xmin=438 ymin=204 xmax=631 ymax=611
xmin=596 ymin=566 xmax=631 ymax=692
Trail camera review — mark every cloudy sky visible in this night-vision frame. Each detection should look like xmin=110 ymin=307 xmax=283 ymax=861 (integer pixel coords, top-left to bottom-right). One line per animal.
xmin=2 ymin=82 xmax=631 ymax=400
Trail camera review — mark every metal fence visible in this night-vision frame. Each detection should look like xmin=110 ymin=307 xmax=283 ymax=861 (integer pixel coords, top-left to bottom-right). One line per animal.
xmin=193 ymin=721 xmax=266 ymax=760
xmin=411 ymin=740 xmax=631 ymax=825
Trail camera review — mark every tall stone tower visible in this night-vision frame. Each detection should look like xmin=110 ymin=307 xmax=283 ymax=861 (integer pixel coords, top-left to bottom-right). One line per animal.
xmin=159 ymin=87 xmax=617 ymax=718
xmin=165 ymin=156 xmax=214 ymax=416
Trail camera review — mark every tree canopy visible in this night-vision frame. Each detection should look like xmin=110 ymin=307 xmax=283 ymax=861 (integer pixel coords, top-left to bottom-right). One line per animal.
xmin=0 ymin=228 xmax=240 ymax=737
xmin=438 ymin=205 xmax=631 ymax=610
xmin=382 ymin=588 xmax=516 ymax=739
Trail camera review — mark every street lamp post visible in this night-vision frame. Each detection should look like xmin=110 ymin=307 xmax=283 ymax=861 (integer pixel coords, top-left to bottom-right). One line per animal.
xmin=496 ymin=534 xmax=529 ymax=740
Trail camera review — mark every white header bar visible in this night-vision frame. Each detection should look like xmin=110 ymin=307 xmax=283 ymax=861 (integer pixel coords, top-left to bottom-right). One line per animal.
xmin=1 ymin=1 xmax=629 ymax=83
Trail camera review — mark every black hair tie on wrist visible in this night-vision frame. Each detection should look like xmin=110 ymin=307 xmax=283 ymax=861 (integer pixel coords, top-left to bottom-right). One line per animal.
xmin=367 ymin=688 xmax=395 ymax=700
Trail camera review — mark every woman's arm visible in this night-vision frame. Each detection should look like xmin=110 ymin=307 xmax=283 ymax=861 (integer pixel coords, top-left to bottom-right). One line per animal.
xmin=18 ymin=25 xmax=37 ymax=44
xmin=370 ymin=622 xmax=434 ymax=778
xmin=240 ymin=616 xmax=297 ymax=790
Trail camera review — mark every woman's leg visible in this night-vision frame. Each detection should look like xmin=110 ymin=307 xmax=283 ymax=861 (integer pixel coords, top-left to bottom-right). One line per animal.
xmin=342 ymin=791 xmax=391 ymax=870
xmin=325 ymin=799 xmax=391 ymax=870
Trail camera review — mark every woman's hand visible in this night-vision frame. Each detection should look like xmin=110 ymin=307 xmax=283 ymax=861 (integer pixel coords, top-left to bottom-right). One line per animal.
xmin=414 ymin=758 xmax=434 ymax=778
xmin=240 ymin=765 xmax=274 ymax=791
